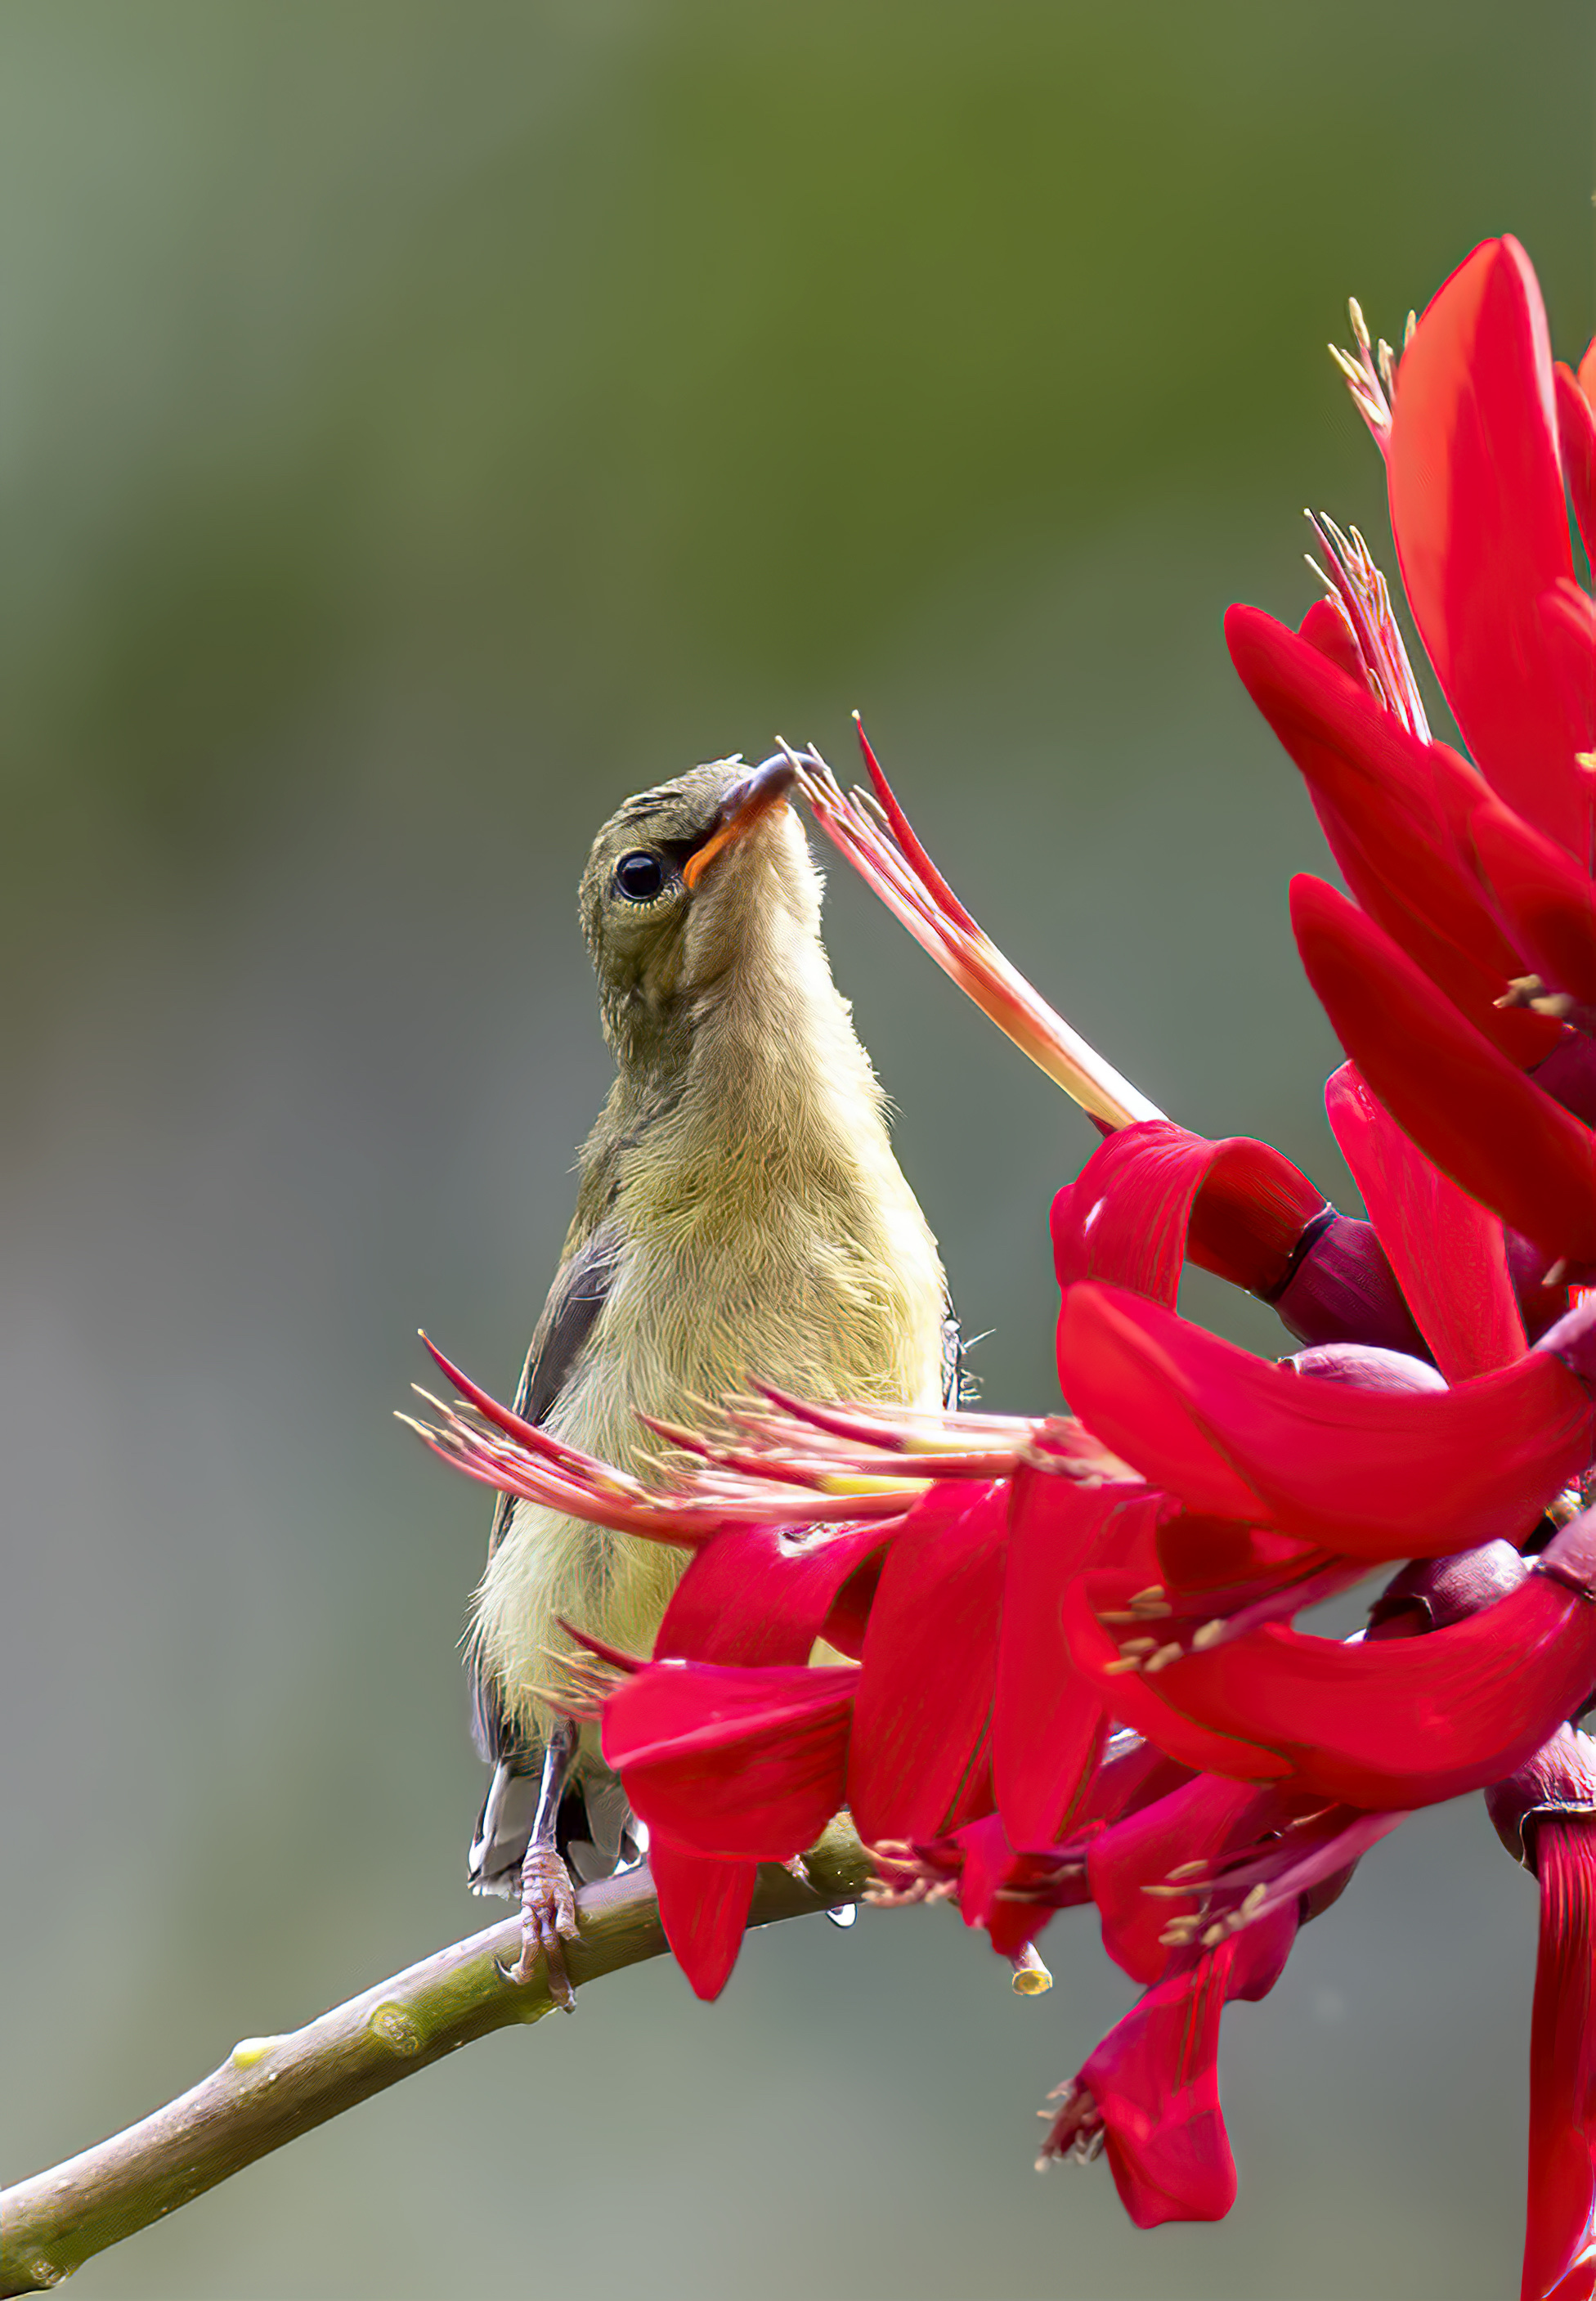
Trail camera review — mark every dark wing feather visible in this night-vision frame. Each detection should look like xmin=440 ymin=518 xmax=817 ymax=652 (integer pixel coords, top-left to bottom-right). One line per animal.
xmin=469 ymin=1222 xmax=622 ymax=1770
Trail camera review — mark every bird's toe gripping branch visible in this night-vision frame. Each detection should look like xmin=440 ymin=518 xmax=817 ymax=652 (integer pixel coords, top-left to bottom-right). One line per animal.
xmin=508 ymin=1845 xmax=581 ymax=2007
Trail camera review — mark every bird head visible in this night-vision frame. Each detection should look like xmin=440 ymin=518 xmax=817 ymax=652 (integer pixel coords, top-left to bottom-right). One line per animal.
xmin=579 ymin=755 xmax=815 ymax=1065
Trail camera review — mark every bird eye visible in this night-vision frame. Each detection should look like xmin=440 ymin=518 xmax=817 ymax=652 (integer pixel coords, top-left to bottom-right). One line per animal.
xmin=613 ymin=849 xmax=668 ymax=903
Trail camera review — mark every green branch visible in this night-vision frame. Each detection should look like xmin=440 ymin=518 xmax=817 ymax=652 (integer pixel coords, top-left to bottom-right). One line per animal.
xmin=0 ymin=1824 xmax=872 ymax=2295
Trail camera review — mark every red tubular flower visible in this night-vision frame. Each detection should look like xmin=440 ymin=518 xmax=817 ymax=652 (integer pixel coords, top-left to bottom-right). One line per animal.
xmin=1051 ymin=1115 xmax=1427 ymax=1356
xmin=1066 ymin=1509 xmax=1596 ymax=1809
xmin=1037 ymin=1906 xmax=1298 ymax=2227
xmin=845 ymin=1481 xmax=1009 ymax=1846
xmin=1051 ymin=1118 xmax=1329 ymax=1303
xmin=1087 ymin=1769 xmax=1406 ymax=1984
xmin=1488 ymin=1728 xmax=1596 ymax=2301
xmin=641 ymin=1520 xmax=899 ymax=1995
xmin=598 ymin=1655 xmax=857 ymax=1864
xmin=792 ymin=729 xmax=1161 ymax=1131
xmin=991 ymin=1461 xmax=1161 ymax=1845
xmin=1056 ymin=1281 xmax=1596 ymax=1558
xmin=1087 ymin=1771 xmax=1274 ymax=1984
xmin=1383 ymin=238 xmax=1594 ymax=863
xmin=1226 ymin=600 xmax=1564 ymax=1064
xmin=1290 ymin=876 xmax=1596 ymax=1274
xmin=871 ymin=1812 xmax=1095 ymax=1960
xmin=872 ymin=1733 xmax=1194 ymax=1964
xmin=1325 ymin=1061 xmax=1527 ymax=1379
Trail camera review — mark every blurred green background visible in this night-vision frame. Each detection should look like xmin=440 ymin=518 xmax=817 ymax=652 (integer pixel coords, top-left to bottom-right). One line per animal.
xmin=2 ymin=5 xmax=1592 ymax=2295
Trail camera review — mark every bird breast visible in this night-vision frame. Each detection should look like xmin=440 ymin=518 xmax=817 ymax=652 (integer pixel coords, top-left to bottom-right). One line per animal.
xmin=474 ymin=1054 xmax=946 ymax=1745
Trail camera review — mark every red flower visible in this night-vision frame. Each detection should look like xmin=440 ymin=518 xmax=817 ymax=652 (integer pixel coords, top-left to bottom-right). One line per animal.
xmin=1056 ymin=1281 xmax=1596 ymax=1560
xmin=1036 ymin=1905 xmax=1298 ymax=2227
xmin=1489 ymin=1728 xmax=1596 ymax=2301
xmin=1381 ymin=240 xmax=1594 ymax=863
xmin=1230 ymin=242 xmax=1596 ymax=1275
xmin=1325 ymin=1061 xmax=1529 ymax=1375
xmin=1067 ymin=1514 xmax=1596 ymax=1807
xmin=1292 ymin=875 xmax=1596 ymax=1276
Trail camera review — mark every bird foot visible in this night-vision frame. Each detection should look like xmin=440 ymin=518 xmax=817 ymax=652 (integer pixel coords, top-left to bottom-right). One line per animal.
xmin=502 ymin=1846 xmax=581 ymax=2007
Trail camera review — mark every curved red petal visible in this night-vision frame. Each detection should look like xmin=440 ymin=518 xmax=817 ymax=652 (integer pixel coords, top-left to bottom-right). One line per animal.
xmin=1228 ymin=606 xmax=1561 ymax=1061
xmin=846 ymin=1483 xmax=1007 ymax=1846
xmin=993 ymin=1469 xmax=1160 ymax=1844
xmin=1459 ymin=787 xmax=1596 ymax=1008
xmin=1051 ymin=1115 xmax=1328 ymax=1304
xmin=1557 ymin=361 xmax=1596 ymax=567
xmin=1326 ymin=1061 xmax=1526 ymax=1377
xmin=1058 ymin=1281 xmax=1592 ymax=1557
xmin=1141 ymin=1565 xmax=1596 ymax=1807
xmin=1292 ymin=875 xmax=1596 ymax=1267
xmin=1388 ymin=238 xmax=1592 ymax=858
xmin=1088 ymin=1773 xmax=1275 ymax=1984
xmin=1045 ymin=1913 xmax=1296 ymax=2227
xmin=602 ymin=1660 xmax=854 ymax=1860
xmin=655 ymin=1521 xmax=890 ymax=1666
xmin=648 ymin=1841 xmax=758 ymax=2003
xmin=1521 ymin=1819 xmax=1596 ymax=2301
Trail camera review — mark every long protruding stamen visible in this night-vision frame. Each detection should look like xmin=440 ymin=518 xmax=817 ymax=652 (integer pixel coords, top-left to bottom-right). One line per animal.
xmin=1304 ymin=512 xmax=1431 ymax=743
xmin=787 ymin=728 xmax=1163 ymax=1131
xmin=402 ymin=1348 xmax=929 ymax=1536
xmin=1330 ymin=294 xmax=1394 ymax=451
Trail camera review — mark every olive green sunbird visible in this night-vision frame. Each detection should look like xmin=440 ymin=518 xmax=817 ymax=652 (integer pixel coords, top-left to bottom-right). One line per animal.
xmin=467 ymin=754 xmax=953 ymax=1998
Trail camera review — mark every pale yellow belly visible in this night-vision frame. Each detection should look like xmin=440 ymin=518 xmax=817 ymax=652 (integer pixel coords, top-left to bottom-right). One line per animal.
xmin=473 ymin=1195 xmax=945 ymax=1751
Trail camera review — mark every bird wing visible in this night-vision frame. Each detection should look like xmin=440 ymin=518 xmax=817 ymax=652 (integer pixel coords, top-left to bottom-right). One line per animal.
xmin=470 ymin=1221 xmax=624 ymax=1765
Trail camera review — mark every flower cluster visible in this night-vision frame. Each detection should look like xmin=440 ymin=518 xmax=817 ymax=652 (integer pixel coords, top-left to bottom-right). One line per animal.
xmin=415 ymin=240 xmax=1596 ymax=2295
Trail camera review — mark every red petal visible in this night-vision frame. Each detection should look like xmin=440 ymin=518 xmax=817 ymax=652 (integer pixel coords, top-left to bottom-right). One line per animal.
xmin=1292 ymin=875 xmax=1596 ymax=1268
xmin=1089 ymin=1773 xmax=1274 ymax=1984
xmin=1057 ymin=1281 xmax=1592 ymax=1557
xmin=847 ymin=1482 xmax=1007 ymax=1845
xmin=648 ymin=1841 xmax=757 ymax=2003
xmin=1521 ymin=1818 xmax=1596 ymax=2301
xmin=601 ymin=1659 xmax=854 ymax=1860
xmin=943 ymin=1813 xmax=1092 ymax=1959
xmin=1580 ymin=339 xmax=1596 ymax=410
xmin=1298 ymin=594 xmax=1366 ymax=685
xmin=1123 ymin=1541 xmax=1596 ymax=1807
xmin=1326 ymin=1061 xmax=1526 ymax=1377
xmin=1063 ymin=1572 xmax=1293 ymax=1782
xmin=1388 ymin=239 xmax=1592 ymax=859
xmin=1557 ymin=361 xmax=1596 ymax=567
xmin=1051 ymin=1115 xmax=1327 ymax=1304
xmin=1041 ymin=1912 xmax=1297 ymax=2227
xmin=993 ymin=1469 xmax=1160 ymax=1843
xmin=655 ymin=1521 xmax=890 ymax=1666
xmin=1459 ymin=787 xmax=1596 ymax=1008
xmin=1226 ymin=605 xmax=1561 ymax=1064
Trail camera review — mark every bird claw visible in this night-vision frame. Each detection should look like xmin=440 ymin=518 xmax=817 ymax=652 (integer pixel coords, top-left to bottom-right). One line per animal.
xmin=504 ymin=1846 xmax=581 ymax=2008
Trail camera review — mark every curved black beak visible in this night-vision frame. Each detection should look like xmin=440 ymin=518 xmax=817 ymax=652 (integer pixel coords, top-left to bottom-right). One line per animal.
xmin=681 ymin=756 xmax=800 ymax=889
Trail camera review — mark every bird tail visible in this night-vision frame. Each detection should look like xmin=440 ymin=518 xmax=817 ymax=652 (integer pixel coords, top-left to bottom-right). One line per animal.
xmin=468 ymin=1758 xmax=645 ymax=1895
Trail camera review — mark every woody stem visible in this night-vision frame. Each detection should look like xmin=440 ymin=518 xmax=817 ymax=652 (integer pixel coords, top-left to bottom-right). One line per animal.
xmin=0 ymin=1820 xmax=872 ymax=2296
